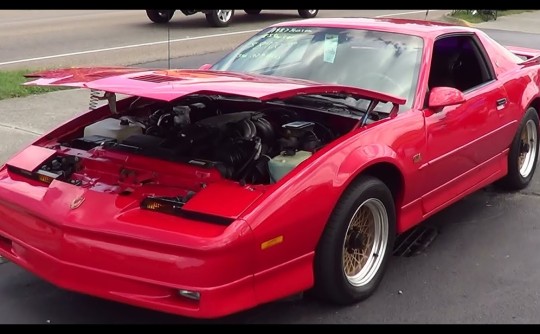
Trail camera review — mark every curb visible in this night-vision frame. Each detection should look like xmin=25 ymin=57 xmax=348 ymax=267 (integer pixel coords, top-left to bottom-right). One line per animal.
xmin=439 ymin=14 xmax=475 ymax=27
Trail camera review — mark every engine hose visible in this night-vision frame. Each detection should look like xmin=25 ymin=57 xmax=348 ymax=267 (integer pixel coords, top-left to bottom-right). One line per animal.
xmin=247 ymin=120 xmax=257 ymax=139
xmin=253 ymin=137 xmax=262 ymax=160
xmin=239 ymin=119 xmax=257 ymax=139
xmin=157 ymin=113 xmax=173 ymax=127
xmin=234 ymin=137 xmax=261 ymax=180
xmin=239 ymin=120 xmax=250 ymax=138
xmin=255 ymin=118 xmax=274 ymax=142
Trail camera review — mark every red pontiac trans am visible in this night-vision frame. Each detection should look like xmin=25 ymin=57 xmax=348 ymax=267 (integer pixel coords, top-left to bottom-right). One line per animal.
xmin=1 ymin=18 xmax=540 ymax=319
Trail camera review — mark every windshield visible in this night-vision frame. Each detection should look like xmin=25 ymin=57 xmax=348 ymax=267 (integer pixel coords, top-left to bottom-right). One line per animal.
xmin=211 ymin=26 xmax=424 ymax=110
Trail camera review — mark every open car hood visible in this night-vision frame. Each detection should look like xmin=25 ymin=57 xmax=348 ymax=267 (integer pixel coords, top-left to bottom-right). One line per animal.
xmin=24 ymin=67 xmax=406 ymax=105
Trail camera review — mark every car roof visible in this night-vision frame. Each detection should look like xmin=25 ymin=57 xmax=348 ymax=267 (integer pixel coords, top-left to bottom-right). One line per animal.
xmin=272 ymin=17 xmax=477 ymax=38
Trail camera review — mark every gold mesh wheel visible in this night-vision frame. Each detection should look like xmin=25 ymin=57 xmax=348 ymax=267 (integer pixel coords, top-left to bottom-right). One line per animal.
xmin=518 ymin=119 xmax=538 ymax=178
xmin=342 ymin=198 xmax=388 ymax=287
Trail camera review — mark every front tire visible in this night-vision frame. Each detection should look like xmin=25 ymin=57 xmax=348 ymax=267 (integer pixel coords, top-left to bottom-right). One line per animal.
xmin=298 ymin=10 xmax=319 ymax=18
xmin=145 ymin=10 xmax=175 ymax=24
xmin=498 ymin=107 xmax=539 ymax=190
xmin=314 ymin=175 xmax=396 ymax=304
xmin=205 ymin=10 xmax=234 ymax=27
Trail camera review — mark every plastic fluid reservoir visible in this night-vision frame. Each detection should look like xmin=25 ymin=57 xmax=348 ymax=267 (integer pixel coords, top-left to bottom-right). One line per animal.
xmin=268 ymin=150 xmax=312 ymax=183
xmin=84 ymin=118 xmax=143 ymax=142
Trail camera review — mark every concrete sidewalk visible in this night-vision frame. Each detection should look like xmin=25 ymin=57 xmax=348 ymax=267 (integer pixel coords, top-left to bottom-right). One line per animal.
xmin=0 ymin=10 xmax=540 ymax=165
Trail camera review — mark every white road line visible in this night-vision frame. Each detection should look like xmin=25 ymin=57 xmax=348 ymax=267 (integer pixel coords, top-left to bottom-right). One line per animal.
xmin=0 ymin=29 xmax=260 ymax=66
xmin=375 ymin=10 xmax=440 ymax=18
xmin=0 ymin=10 xmax=441 ymax=66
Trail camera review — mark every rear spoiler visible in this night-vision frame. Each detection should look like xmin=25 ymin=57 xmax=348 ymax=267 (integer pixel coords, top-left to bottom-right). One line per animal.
xmin=506 ymin=45 xmax=540 ymax=65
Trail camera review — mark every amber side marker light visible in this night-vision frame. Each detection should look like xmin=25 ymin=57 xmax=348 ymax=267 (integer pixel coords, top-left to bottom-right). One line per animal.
xmin=261 ymin=235 xmax=284 ymax=250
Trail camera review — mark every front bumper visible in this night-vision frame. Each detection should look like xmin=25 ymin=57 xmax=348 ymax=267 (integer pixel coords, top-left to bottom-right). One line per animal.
xmin=0 ymin=232 xmax=255 ymax=318
xmin=0 ymin=174 xmax=257 ymax=319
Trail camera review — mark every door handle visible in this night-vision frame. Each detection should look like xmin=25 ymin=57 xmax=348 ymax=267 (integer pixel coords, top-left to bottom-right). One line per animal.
xmin=496 ymin=98 xmax=507 ymax=110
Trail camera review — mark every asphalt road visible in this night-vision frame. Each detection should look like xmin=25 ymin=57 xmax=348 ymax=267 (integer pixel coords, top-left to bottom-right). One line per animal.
xmin=2 ymin=12 xmax=540 ymax=324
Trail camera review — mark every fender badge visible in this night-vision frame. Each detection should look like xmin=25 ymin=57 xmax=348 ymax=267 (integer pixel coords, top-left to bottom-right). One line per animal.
xmin=70 ymin=195 xmax=85 ymax=210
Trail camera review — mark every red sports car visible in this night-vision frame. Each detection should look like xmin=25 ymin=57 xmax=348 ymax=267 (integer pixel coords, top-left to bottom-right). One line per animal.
xmin=1 ymin=18 xmax=539 ymax=319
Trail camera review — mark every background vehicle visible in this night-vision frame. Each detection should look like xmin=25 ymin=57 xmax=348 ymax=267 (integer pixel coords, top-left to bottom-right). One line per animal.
xmin=145 ymin=9 xmax=319 ymax=27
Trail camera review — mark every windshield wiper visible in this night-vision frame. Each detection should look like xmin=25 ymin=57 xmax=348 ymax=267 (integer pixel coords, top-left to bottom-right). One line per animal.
xmin=289 ymin=94 xmax=366 ymax=117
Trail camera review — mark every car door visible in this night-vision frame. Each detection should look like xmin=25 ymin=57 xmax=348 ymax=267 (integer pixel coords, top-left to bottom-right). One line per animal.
xmin=421 ymin=34 xmax=511 ymax=214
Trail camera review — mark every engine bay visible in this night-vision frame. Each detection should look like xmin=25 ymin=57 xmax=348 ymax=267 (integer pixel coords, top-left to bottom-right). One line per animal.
xmin=28 ymin=94 xmax=359 ymax=194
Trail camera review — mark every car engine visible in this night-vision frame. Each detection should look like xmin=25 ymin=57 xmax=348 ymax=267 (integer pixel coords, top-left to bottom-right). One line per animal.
xmin=67 ymin=98 xmax=338 ymax=185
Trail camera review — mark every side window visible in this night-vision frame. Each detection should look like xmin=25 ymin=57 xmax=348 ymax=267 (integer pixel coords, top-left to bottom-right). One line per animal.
xmin=428 ymin=35 xmax=494 ymax=92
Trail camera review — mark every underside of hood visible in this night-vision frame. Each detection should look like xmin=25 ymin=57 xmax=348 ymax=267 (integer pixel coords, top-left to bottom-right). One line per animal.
xmin=24 ymin=67 xmax=406 ymax=105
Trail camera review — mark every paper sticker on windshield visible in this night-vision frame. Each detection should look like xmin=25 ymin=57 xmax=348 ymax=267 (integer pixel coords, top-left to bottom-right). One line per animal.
xmin=324 ymin=34 xmax=338 ymax=63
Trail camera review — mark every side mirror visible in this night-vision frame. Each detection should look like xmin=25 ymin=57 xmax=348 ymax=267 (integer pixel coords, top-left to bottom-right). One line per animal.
xmin=198 ymin=63 xmax=212 ymax=70
xmin=428 ymin=87 xmax=466 ymax=109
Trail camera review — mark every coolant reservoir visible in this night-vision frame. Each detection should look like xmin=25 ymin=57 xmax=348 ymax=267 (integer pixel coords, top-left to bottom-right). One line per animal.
xmin=84 ymin=118 xmax=143 ymax=142
xmin=268 ymin=150 xmax=312 ymax=183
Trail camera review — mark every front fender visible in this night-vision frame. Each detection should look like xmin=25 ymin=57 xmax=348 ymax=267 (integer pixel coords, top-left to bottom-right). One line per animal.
xmin=336 ymin=143 xmax=404 ymax=188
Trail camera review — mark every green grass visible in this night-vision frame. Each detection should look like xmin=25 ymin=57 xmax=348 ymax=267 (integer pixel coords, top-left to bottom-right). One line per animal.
xmin=0 ymin=70 xmax=67 ymax=100
xmin=450 ymin=10 xmax=534 ymax=23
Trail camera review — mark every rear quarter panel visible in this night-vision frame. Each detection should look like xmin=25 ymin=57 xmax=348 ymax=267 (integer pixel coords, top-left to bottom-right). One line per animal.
xmin=477 ymin=31 xmax=540 ymax=113
xmin=500 ymin=67 xmax=540 ymax=125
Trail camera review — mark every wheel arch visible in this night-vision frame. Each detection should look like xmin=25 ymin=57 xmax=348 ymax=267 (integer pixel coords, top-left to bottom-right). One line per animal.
xmin=528 ymin=96 xmax=540 ymax=116
xmin=361 ymin=162 xmax=405 ymax=209
xmin=520 ymin=68 xmax=540 ymax=116
xmin=336 ymin=145 xmax=405 ymax=204
xmin=346 ymin=161 xmax=405 ymax=233
xmin=334 ymin=146 xmax=406 ymax=233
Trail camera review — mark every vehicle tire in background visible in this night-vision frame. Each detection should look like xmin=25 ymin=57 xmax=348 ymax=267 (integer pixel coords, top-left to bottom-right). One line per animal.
xmin=497 ymin=107 xmax=539 ymax=190
xmin=298 ymin=10 xmax=319 ymax=18
xmin=146 ymin=10 xmax=175 ymax=23
xmin=244 ymin=9 xmax=262 ymax=15
xmin=313 ymin=175 xmax=396 ymax=305
xmin=206 ymin=10 xmax=235 ymax=27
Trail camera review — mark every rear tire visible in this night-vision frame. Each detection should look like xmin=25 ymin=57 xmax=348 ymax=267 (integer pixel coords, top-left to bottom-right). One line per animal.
xmin=497 ymin=107 xmax=539 ymax=190
xmin=298 ymin=10 xmax=319 ymax=18
xmin=313 ymin=175 xmax=396 ymax=304
xmin=205 ymin=10 xmax=235 ymax=27
xmin=145 ymin=10 xmax=175 ymax=24
xmin=244 ymin=9 xmax=262 ymax=15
